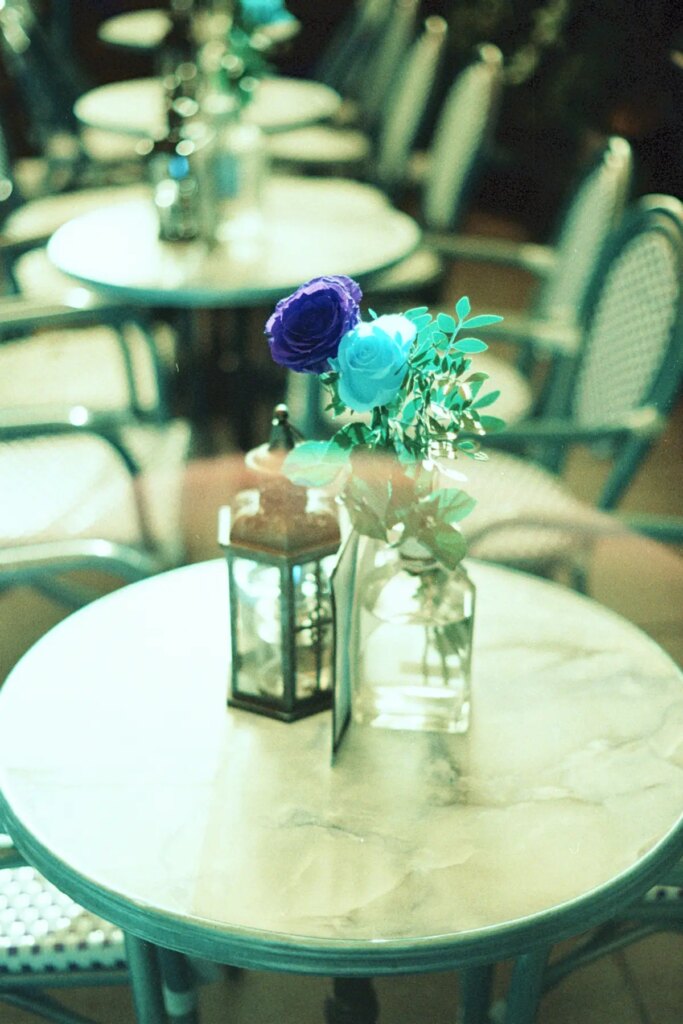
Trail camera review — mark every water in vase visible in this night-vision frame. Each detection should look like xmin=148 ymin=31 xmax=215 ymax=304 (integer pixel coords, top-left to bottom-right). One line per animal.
xmin=354 ymin=558 xmax=474 ymax=734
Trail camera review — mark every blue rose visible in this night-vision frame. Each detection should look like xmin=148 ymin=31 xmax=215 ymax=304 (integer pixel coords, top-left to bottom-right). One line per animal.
xmin=331 ymin=314 xmax=416 ymax=412
xmin=266 ymin=276 xmax=362 ymax=374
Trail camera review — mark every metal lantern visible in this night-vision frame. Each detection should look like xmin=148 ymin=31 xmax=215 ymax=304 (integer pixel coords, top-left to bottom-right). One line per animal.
xmin=219 ymin=406 xmax=340 ymax=721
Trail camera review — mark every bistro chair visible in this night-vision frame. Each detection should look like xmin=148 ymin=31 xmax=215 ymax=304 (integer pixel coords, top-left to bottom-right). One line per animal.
xmin=0 ymin=299 xmax=173 ymax=427
xmin=267 ymin=0 xmax=422 ymax=176
xmin=313 ymin=0 xmax=396 ymax=117
xmin=429 ymin=134 xmax=634 ymax=415
xmin=0 ymin=107 xmax=148 ymax=299
xmin=0 ymin=830 xmax=208 ymax=1024
xmin=0 ymin=0 xmax=144 ymax=194
xmin=457 ymin=194 xmax=683 ymax=572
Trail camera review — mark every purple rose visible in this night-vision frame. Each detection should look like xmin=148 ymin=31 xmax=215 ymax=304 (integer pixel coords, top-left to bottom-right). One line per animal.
xmin=331 ymin=314 xmax=415 ymax=412
xmin=266 ymin=276 xmax=362 ymax=374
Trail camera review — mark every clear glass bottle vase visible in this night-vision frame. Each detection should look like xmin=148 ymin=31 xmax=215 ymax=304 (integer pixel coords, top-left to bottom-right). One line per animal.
xmin=338 ymin=533 xmax=474 ymax=735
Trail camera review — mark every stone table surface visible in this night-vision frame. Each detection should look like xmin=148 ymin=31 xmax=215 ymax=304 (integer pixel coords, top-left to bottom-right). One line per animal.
xmin=1 ymin=558 xmax=682 ymax=974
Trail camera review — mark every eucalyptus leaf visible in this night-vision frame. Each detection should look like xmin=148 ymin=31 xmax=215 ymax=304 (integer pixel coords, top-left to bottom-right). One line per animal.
xmin=437 ymin=312 xmax=456 ymax=333
xmin=474 ymin=389 xmax=501 ymax=409
xmin=283 ymin=441 xmax=348 ymax=487
xmin=411 ymin=313 xmax=433 ymax=332
xmin=423 ymin=487 xmax=477 ymax=523
xmin=453 ymin=337 xmax=489 ymax=354
xmin=455 ymin=296 xmax=471 ymax=321
xmin=479 ymin=415 xmax=507 ymax=434
xmin=421 ymin=523 xmax=467 ymax=570
xmin=461 ymin=314 xmax=504 ymax=328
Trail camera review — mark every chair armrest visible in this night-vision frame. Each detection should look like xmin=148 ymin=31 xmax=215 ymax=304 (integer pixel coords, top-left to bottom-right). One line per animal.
xmin=0 ymin=295 xmax=127 ymax=333
xmin=0 ymin=416 xmax=142 ymax=474
xmin=424 ymin=232 xmax=558 ymax=278
xmin=482 ymin=406 xmax=664 ymax=446
xmin=473 ymin=312 xmax=581 ymax=357
xmin=0 ymin=538 xmax=164 ymax=581
xmin=617 ymin=513 xmax=683 ymax=545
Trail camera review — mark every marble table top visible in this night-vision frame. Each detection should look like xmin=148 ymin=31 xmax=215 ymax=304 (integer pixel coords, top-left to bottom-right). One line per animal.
xmin=97 ymin=9 xmax=301 ymax=51
xmin=46 ymin=176 xmax=421 ymax=309
xmin=74 ymin=76 xmax=339 ymax=139
xmin=1 ymin=559 xmax=682 ymax=974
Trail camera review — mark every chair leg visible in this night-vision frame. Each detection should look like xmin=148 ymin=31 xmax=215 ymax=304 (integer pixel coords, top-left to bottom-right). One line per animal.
xmin=324 ymin=977 xmax=379 ymax=1024
xmin=156 ymin=948 xmax=201 ymax=1024
xmin=124 ymin=933 xmax=168 ymax=1024
xmin=458 ymin=963 xmax=495 ymax=1023
xmin=503 ymin=948 xmax=548 ymax=1024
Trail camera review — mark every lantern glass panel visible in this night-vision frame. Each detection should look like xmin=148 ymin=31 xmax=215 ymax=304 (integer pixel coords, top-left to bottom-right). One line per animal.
xmin=232 ymin=557 xmax=284 ymax=700
xmin=294 ymin=556 xmax=335 ymax=700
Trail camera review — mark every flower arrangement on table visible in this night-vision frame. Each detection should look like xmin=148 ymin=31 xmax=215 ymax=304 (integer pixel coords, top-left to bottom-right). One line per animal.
xmin=265 ymin=275 xmax=505 ymax=571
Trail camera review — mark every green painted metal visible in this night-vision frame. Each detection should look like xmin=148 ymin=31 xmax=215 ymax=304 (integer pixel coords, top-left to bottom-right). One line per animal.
xmin=3 ymin=789 xmax=683 ymax=979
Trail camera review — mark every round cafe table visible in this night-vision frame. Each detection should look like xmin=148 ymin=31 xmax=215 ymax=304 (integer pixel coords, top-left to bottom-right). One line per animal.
xmin=45 ymin=174 xmax=421 ymax=447
xmin=46 ymin=175 xmax=420 ymax=308
xmin=97 ymin=9 xmax=301 ymax=51
xmin=74 ymin=76 xmax=340 ymax=139
xmin=1 ymin=559 xmax=682 ymax=1022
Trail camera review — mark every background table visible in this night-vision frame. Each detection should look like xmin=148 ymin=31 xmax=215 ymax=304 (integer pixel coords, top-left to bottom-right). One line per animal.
xmin=46 ymin=176 xmax=420 ymax=308
xmin=1 ymin=559 xmax=682 ymax=1019
xmin=74 ymin=76 xmax=340 ymax=139
xmin=97 ymin=9 xmax=301 ymax=51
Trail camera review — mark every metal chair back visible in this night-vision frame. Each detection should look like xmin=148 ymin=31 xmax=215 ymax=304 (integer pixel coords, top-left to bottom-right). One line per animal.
xmin=421 ymin=43 xmax=503 ymax=232
xmin=374 ymin=15 xmax=448 ymax=194
xmin=357 ymin=0 xmax=421 ymax=130
xmin=535 ymin=137 xmax=633 ymax=325
xmin=313 ymin=0 xmax=392 ymax=93
xmin=0 ymin=0 xmax=82 ymax=148
xmin=573 ymin=194 xmax=683 ymax=506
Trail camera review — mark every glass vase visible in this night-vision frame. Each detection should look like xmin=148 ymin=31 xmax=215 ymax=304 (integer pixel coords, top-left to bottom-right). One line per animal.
xmin=336 ymin=533 xmax=475 ymax=735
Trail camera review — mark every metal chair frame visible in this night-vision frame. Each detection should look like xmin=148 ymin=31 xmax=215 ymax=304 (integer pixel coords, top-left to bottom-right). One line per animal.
xmin=483 ymin=194 xmax=683 ymax=510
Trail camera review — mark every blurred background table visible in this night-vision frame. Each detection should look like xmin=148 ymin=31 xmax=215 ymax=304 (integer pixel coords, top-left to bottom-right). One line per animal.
xmin=46 ymin=176 xmax=419 ymax=308
xmin=46 ymin=175 xmax=421 ymax=447
xmin=97 ymin=8 xmax=301 ymax=52
xmin=73 ymin=76 xmax=341 ymax=139
xmin=1 ymin=558 xmax=681 ymax=1023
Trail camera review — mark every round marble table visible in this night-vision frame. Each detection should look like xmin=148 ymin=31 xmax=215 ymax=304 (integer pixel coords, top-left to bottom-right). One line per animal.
xmin=1 ymin=558 xmax=682 ymax=1002
xmin=74 ymin=76 xmax=339 ymax=139
xmin=46 ymin=176 xmax=421 ymax=308
xmin=97 ymin=9 xmax=301 ymax=51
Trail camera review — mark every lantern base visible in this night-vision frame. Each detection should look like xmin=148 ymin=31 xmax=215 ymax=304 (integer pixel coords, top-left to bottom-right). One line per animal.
xmin=227 ymin=692 xmax=332 ymax=722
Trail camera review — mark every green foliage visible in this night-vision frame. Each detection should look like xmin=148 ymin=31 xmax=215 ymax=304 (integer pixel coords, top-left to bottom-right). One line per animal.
xmin=286 ymin=297 xmax=505 ymax=569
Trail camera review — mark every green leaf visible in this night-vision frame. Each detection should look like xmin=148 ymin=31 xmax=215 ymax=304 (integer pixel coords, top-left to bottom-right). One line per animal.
xmin=436 ymin=312 xmax=456 ymax=333
xmin=453 ymin=337 xmax=489 ymax=354
xmin=332 ymin=421 xmax=374 ymax=449
xmin=461 ymin=314 xmax=504 ymax=328
xmin=422 ymin=487 xmax=477 ymax=523
xmin=405 ymin=306 xmax=430 ymax=320
xmin=455 ymin=296 xmax=471 ymax=321
xmin=421 ymin=523 xmax=468 ymax=570
xmin=368 ymin=308 xmax=378 ymax=319
xmin=474 ymin=389 xmax=501 ymax=409
xmin=283 ymin=441 xmax=349 ymax=487
xmin=479 ymin=415 xmax=507 ymax=434
xmin=458 ymin=440 xmax=477 ymax=451
xmin=410 ymin=313 xmax=433 ymax=332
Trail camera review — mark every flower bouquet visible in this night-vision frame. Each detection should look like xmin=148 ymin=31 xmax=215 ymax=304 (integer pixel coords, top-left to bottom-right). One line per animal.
xmin=265 ymin=275 xmax=504 ymax=736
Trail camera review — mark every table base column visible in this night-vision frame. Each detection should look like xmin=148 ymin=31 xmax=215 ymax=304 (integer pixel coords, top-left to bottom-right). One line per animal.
xmin=324 ymin=977 xmax=379 ymax=1024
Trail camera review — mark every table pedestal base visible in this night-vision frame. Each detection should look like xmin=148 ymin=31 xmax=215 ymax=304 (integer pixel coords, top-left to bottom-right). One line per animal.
xmin=325 ymin=978 xmax=379 ymax=1024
